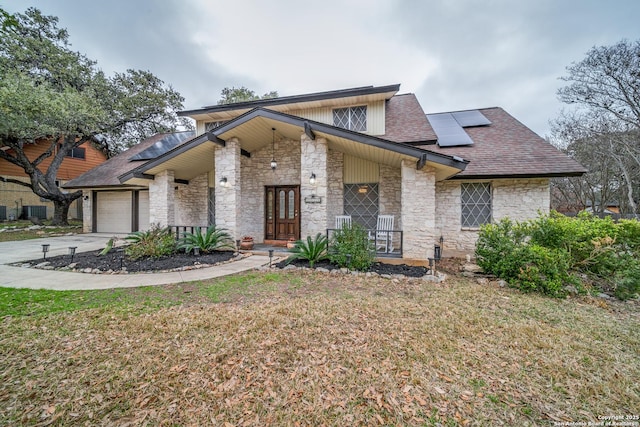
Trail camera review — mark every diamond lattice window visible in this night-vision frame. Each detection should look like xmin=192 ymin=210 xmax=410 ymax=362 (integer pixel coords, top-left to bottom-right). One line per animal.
xmin=333 ymin=106 xmax=367 ymax=131
xmin=344 ymin=183 xmax=379 ymax=230
xmin=205 ymin=121 xmax=227 ymax=132
xmin=461 ymin=183 xmax=492 ymax=228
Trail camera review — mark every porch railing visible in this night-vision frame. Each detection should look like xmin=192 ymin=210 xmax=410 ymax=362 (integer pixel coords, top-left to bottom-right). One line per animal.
xmin=169 ymin=225 xmax=208 ymax=240
xmin=326 ymin=228 xmax=403 ymax=258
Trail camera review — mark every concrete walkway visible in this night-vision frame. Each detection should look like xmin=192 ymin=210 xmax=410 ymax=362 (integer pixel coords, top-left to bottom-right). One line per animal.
xmin=0 ymin=234 xmax=272 ymax=290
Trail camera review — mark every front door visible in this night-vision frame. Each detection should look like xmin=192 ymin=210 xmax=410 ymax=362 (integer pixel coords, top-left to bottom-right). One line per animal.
xmin=265 ymin=186 xmax=300 ymax=240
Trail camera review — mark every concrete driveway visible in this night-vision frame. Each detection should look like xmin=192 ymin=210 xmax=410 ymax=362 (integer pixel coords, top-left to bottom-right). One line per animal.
xmin=0 ymin=234 xmax=270 ymax=290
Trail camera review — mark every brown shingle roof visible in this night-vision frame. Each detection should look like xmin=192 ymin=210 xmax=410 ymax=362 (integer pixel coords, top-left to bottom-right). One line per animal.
xmin=421 ymin=107 xmax=586 ymax=178
xmin=382 ymin=94 xmax=437 ymax=143
xmin=64 ymin=133 xmax=186 ymax=188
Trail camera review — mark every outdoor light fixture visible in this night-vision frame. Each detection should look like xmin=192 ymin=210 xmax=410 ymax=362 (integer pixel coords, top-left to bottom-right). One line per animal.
xmin=309 ymin=173 xmax=316 ymax=185
xmin=270 ymin=128 xmax=277 ymax=170
xmin=194 ymin=247 xmax=200 ymax=256
xmin=68 ymin=246 xmax=77 ymax=263
xmin=118 ymin=248 xmax=125 ymax=270
xmin=346 ymin=253 xmax=352 ymax=270
xmin=41 ymin=244 xmax=50 ymax=260
xmin=236 ymin=239 xmax=241 ymax=253
xmin=268 ymin=249 xmax=274 ymax=267
xmin=439 ymin=236 xmax=444 ymax=246
xmin=219 ymin=177 xmax=227 ymax=187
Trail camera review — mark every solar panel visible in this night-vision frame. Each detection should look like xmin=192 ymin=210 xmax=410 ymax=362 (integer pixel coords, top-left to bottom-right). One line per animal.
xmin=129 ymin=131 xmax=196 ymax=161
xmin=426 ymin=113 xmax=474 ymax=147
xmin=452 ymin=110 xmax=491 ymax=127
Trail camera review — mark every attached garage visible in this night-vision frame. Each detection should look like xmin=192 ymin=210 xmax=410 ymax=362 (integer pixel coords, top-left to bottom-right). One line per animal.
xmin=95 ymin=191 xmax=133 ymax=233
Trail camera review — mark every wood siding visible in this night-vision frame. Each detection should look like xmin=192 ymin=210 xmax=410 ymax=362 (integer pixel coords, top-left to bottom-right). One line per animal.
xmin=196 ymin=100 xmax=386 ymax=137
xmin=0 ymin=140 xmax=107 ymax=180
xmin=343 ymin=154 xmax=380 ymax=184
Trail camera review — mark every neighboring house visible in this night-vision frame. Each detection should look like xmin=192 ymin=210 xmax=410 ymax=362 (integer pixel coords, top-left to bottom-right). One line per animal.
xmin=0 ymin=140 xmax=107 ymax=221
xmin=65 ymin=84 xmax=585 ymax=260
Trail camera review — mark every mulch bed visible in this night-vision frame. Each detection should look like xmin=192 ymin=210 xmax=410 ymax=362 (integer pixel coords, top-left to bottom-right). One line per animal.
xmin=20 ymin=249 xmax=236 ymax=273
xmin=275 ymin=258 xmax=429 ymax=277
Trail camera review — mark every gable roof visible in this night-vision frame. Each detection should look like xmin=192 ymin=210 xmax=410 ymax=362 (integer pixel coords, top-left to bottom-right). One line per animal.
xmin=382 ymin=94 xmax=437 ymax=143
xmin=117 ymin=107 xmax=468 ymax=184
xmin=179 ymin=84 xmax=401 ymax=121
xmin=63 ymin=132 xmax=193 ymax=189
xmin=421 ymin=107 xmax=587 ymax=179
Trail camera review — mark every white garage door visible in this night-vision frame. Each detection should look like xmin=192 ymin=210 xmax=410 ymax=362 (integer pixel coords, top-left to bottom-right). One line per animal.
xmin=96 ymin=191 xmax=132 ymax=233
xmin=138 ymin=191 xmax=150 ymax=231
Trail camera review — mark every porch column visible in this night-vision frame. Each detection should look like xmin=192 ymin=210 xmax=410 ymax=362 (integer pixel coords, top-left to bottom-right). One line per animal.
xmin=300 ymin=134 xmax=328 ymax=238
xmin=149 ymin=169 xmax=175 ymax=227
xmin=215 ymin=137 xmax=241 ymax=239
xmin=401 ymin=160 xmax=436 ymax=259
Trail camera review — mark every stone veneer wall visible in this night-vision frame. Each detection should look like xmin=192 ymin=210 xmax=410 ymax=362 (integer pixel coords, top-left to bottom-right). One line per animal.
xmin=435 ymin=178 xmax=551 ymax=257
xmin=82 ymin=190 xmax=92 ymax=232
xmin=300 ymin=136 xmax=328 ymax=238
xmin=401 ymin=161 xmax=436 ymax=259
xmin=215 ymin=139 xmax=241 ymax=239
xmin=379 ymin=163 xmax=402 ymax=231
xmin=326 ymin=148 xmax=344 ymax=229
xmin=239 ymin=137 xmax=301 ymax=242
xmin=174 ymin=172 xmax=209 ymax=226
xmin=149 ymin=169 xmax=175 ymax=226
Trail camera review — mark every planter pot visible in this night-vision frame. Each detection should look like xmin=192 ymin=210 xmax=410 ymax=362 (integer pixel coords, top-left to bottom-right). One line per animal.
xmin=287 ymin=241 xmax=296 ymax=249
xmin=240 ymin=241 xmax=254 ymax=250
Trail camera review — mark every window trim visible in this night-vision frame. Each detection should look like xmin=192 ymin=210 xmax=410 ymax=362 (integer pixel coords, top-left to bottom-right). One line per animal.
xmin=59 ymin=144 xmax=86 ymax=160
xmin=460 ymin=182 xmax=492 ymax=229
xmin=332 ymin=105 xmax=367 ymax=131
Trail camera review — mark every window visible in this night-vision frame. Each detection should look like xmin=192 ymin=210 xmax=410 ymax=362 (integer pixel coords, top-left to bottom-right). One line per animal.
xmin=60 ymin=144 xmax=86 ymax=159
xmin=461 ymin=183 xmax=492 ymax=228
xmin=205 ymin=121 xmax=227 ymax=132
xmin=344 ymin=183 xmax=379 ymax=230
xmin=333 ymin=106 xmax=367 ymax=131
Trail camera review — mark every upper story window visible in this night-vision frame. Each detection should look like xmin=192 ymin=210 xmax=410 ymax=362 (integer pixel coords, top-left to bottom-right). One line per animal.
xmin=461 ymin=182 xmax=492 ymax=228
xmin=333 ymin=106 xmax=367 ymax=131
xmin=59 ymin=144 xmax=86 ymax=160
xmin=205 ymin=121 xmax=228 ymax=132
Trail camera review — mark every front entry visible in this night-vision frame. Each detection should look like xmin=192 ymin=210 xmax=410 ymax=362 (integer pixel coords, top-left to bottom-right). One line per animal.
xmin=265 ymin=186 xmax=300 ymax=241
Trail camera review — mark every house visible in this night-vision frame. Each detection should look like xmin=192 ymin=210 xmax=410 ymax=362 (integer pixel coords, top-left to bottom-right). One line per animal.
xmin=64 ymin=84 xmax=585 ymax=260
xmin=0 ymin=140 xmax=107 ymax=221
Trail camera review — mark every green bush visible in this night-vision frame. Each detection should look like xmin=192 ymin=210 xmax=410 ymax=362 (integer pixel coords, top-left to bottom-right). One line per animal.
xmin=329 ymin=223 xmax=374 ymax=271
xmin=177 ymin=226 xmax=234 ymax=254
xmin=286 ymin=233 xmax=328 ymax=268
xmin=125 ymin=224 xmax=176 ymax=260
xmin=476 ymin=212 xmax=640 ymax=300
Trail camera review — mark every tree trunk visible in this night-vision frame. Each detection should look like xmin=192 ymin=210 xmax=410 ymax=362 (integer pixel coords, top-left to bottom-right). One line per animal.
xmin=51 ymin=199 xmax=73 ymax=226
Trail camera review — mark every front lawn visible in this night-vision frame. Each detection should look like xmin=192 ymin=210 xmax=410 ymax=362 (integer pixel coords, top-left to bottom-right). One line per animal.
xmin=0 ymin=220 xmax=82 ymax=242
xmin=1 ymin=271 xmax=638 ymax=426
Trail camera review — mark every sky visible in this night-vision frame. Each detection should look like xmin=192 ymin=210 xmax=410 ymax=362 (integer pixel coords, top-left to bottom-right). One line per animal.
xmin=4 ymin=0 xmax=640 ymax=138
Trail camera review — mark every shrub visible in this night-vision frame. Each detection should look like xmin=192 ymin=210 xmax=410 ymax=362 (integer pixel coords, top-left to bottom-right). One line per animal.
xmin=475 ymin=218 xmax=528 ymax=281
xmin=476 ymin=212 xmax=640 ymax=300
xmin=125 ymin=224 xmax=176 ymax=260
xmin=286 ymin=233 xmax=328 ymax=268
xmin=329 ymin=223 xmax=375 ymax=271
xmin=177 ymin=226 xmax=234 ymax=254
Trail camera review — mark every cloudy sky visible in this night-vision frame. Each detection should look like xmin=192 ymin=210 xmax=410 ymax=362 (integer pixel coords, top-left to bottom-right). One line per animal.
xmin=5 ymin=0 xmax=640 ymax=137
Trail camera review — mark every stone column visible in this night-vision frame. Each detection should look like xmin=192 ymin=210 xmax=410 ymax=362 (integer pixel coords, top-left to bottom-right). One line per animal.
xmin=300 ymin=135 xmax=328 ymax=238
xmin=149 ymin=169 xmax=175 ymax=227
xmin=401 ymin=160 xmax=436 ymax=260
xmin=215 ymin=137 xmax=241 ymax=239
xmin=82 ymin=190 xmax=92 ymax=233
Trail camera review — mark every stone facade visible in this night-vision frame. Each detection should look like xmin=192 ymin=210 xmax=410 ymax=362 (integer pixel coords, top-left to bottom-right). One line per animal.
xmin=379 ymin=163 xmax=402 ymax=231
xmin=401 ymin=161 xmax=436 ymax=259
xmin=82 ymin=190 xmax=92 ymax=233
xmin=326 ymin=148 xmax=344 ymax=229
xmin=174 ymin=172 xmax=209 ymax=227
xmin=149 ymin=169 xmax=175 ymax=226
xmin=300 ymin=136 xmax=328 ymax=238
xmin=215 ymin=138 xmax=241 ymax=239
xmin=239 ymin=136 xmax=302 ymax=241
xmin=435 ymin=178 xmax=551 ymax=257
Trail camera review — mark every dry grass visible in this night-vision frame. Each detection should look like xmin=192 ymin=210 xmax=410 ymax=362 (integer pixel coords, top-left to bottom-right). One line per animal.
xmin=1 ymin=271 xmax=638 ymax=426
